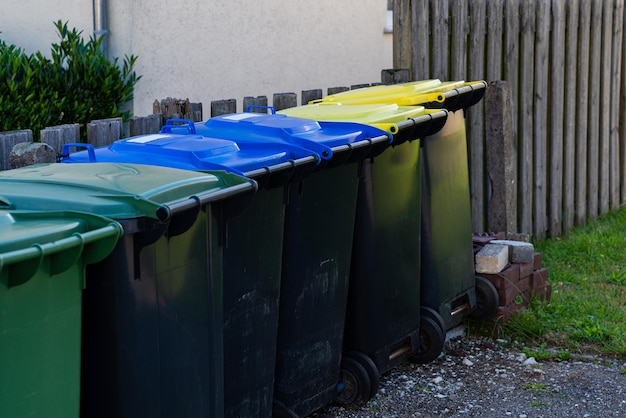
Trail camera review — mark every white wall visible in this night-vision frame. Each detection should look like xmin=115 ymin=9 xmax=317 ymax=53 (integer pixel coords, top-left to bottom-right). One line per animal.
xmin=1 ymin=1 xmax=393 ymax=117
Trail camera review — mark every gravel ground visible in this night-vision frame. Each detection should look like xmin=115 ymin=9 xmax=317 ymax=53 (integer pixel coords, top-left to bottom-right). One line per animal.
xmin=311 ymin=333 xmax=626 ymax=418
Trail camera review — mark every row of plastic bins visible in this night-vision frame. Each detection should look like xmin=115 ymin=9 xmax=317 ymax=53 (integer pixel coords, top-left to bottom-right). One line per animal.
xmin=0 ymin=79 xmax=495 ymax=418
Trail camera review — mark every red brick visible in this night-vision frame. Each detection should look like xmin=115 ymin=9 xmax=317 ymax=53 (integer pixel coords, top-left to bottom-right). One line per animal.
xmin=518 ymin=261 xmax=534 ymax=279
xmin=533 ymin=252 xmax=543 ymax=270
xmin=531 ymin=268 xmax=549 ymax=289
xmin=481 ymin=263 xmax=519 ymax=290
xmin=499 ymin=276 xmax=531 ymax=306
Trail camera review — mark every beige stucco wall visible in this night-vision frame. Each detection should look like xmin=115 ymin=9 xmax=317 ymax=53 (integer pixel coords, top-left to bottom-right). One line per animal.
xmin=1 ymin=1 xmax=392 ymax=117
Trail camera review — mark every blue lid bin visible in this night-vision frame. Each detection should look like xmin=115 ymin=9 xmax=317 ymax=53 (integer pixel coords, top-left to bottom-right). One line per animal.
xmin=188 ymin=111 xmax=394 ymax=416
xmin=0 ymin=163 xmax=257 ymax=418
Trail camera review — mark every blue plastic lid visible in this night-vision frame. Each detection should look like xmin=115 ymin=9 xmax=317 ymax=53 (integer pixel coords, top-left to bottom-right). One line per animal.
xmin=61 ymin=133 xmax=319 ymax=178
xmin=192 ymin=112 xmax=393 ymax=156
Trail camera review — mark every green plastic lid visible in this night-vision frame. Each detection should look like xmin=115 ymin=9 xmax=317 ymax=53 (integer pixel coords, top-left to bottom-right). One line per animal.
xmin=0 ymin=163 xmax=256 ymax=221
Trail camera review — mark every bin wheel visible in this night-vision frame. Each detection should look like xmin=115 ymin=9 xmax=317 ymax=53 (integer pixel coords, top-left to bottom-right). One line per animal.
xmin=343 ymin=351 xmax=380 ymax=399
xmin=468 ymin=275 xmax=499 ymax=319
xmin=412 ymin=315 xmax=445 ymax=364
xmin=272 ymin=400 xmax=298 ymax=418
xmin=335 ymin=357 xmax=372 ymax=407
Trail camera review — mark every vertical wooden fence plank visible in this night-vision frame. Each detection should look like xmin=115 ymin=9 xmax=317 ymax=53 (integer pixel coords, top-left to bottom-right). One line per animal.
xmin=211 ymin=99 xmax=237 ymax=117
xmin=40 ymin=124 xmax=81 ymax=155
xmin=622 ymin=1 xmax=626 ymax=204
xmin=302 ymin=89 xmax=323 ymax=105
xmin=609 ymin=0 xmax=624 ymax=209
xmin=273 ymin=93 xmax=297 ymax=111
xmin=449 ymin=0 xmax=469 ymax=81
xmin=431 ymin=0 xmax=450 ymax=79
xmin=563 ymin=0 xmax=580 ymax=234
xmin=504 ymin=0 xmax=520 ymax=234
xmin=393 ymin=0 xmax=414 ymax=74
xmin=599 ymin=0 xmax=614 ymax=215
xmin=243 ymin=96 xmax=269 ymax=113
xmin=486 ymin=0 xmax=504 ymax=83
xmin=587 ymin=0 xmax=603 ymax=221
xmin=468 ymin=0 xmax=487 ymax=232
xmin=0 ymin=130 xmax=33 ymax=171
xmin=412 ymin=0 xmax=431 ymax=79
xmin=549 ymin=0 xmax=566 ymax=237
xmin=381 ymin=68 xmax=411 ymax=84
xmin=576 ymin=1 xmax=592 ymax=225
xmin=130 ymin=114 xmax=162 ymax=136
xmin=533 ymin=0 xmax=549 ymax=239
xmin=328 ymin=87 xmax=349 ymax=95
xmin=519 ymin=0 xmax=536 ymax=235
xmin=87 ymin=118 xmax=122 ymax=148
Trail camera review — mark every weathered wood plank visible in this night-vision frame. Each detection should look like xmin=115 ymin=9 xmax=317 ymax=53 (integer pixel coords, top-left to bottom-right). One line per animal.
xmin=0 ymin=130 xmax=33 ymax=171
xmin=87 ymin=118 xmax=122 ymax=148
xmin=599 ymin=0 xmax=613 ymax=215
xmin=40 ymin=123 xmax=81 ymax=155
xmin=486 ymin=0 xmax=504 ymax=83
xmin=130 ymin=114 xmax=162 ymax=136
xmin=609 ymin=0 xmax=624 ymax=209
xmin=449 ymin=0 xmax=469 ymax=81
xmin=302 ymin=89 xmax=323 ymax=105
xmin=431 ymin=0 xmax=450 ymax=79
xmin=549 ymin=0 xmax=565 ymax=237
xmin=273 ymin=93 xmax=297 ymax=111
xmin=504 ymin=0 xmax=520 ymax=163
xmin=519 ymin=0 xmax=536 ymax=235
xmin=587 ymin=0 xmax=603 ymax=220
xmin=393 ymin=0 xmax=413 ymax=74
xmin=562 ymin=0 xmax=580 ymax=234
xmin=576 ymin=0 xmax=592 ymax=225
xmin=243 ymin=96 xmax=269 ymax=113
xmin=412 ymin=0 xmax=431 ymax=79
xmin=468 ymin=0 xmax=487 ymax=232
xmin=381 ymin=68 xmax=411 ymax=84
xmin=619 ymin=1 xmax=626 ymax=204
xmin=211 ymin=99 xmax=236 ymax=117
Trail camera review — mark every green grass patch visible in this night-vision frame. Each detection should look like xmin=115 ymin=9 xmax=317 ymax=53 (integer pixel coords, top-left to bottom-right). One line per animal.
xmin=473 ymin=207 xmax=626 ymax=357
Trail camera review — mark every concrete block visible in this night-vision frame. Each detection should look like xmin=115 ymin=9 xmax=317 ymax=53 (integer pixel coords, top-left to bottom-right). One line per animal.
xmin=475 ymin=243 xmax=509 ymax=273
xmin=491 ymin=240 xmax=534 ymax=264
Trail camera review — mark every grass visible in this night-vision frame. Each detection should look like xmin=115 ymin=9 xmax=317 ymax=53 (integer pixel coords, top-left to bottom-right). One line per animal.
xmin=474 ymin=206 xmax=626 ymax=358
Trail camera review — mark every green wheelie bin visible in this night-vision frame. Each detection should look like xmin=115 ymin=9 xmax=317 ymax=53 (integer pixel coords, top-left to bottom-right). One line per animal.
xmin=0 ymin=162 xmax=257 ymax=418
xmin=0 ymin=209 xmax=122 ymax=418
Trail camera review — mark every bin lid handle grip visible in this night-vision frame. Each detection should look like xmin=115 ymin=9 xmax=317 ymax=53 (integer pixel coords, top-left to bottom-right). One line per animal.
xmin=61 ymin=143 xmax=96 ymax=162
xmin=161 ymin=119 xmax=196 ymax=134
xmin=245 ymin=105 xmax=276 ymax=114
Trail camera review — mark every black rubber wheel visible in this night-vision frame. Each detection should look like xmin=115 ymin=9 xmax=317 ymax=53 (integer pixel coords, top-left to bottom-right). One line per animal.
xmin=468 ymin=275 xmax=500 ymax=319
xmin=335 ymin=357 xmax=372 ymax=407
xmin=272 ymin=400 xmax=299 ymax=418
xmin=412 ymin=315 xmax=445 ymax=364
xmin=343 ymin=351 xmax=380 ymax=399
xmin=421 ymin=306 xmax=447 ymax=334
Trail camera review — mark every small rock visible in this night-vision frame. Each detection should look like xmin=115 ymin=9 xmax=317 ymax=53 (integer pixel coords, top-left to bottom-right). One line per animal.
xmin=432 ymin=376 xmax=444 ymax=384
xmin=462 ymin=358 xmax=474 ymax=366
xmin=523 ymin=357 xmax=538 ymax=366
xmin=517 ymin=353 xmax=527 ymax=362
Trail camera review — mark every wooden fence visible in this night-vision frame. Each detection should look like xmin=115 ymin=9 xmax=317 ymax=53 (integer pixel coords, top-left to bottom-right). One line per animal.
xmin=395 ymin=0 xmax=626 ymax=238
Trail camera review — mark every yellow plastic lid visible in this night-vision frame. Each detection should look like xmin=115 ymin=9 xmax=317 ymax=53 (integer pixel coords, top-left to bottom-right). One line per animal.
xmin=278 ymin=103 xmax=428 ymax=134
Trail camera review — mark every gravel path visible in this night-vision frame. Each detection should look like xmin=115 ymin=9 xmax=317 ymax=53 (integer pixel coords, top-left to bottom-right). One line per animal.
xmin=312 ymin=334 xmax=626 ymax=418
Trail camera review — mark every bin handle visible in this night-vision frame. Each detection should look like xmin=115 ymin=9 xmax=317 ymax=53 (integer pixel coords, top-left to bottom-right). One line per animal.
xmin=245 ymin=105 xmax=276 ymax=114
xmin=161 ymin=118 xmax=197 ymax=134
xmin=61 ymin=143 xmax=96 ymax=162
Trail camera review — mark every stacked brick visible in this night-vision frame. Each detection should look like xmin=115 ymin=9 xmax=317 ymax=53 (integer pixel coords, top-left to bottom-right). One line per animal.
xmin=473 ymin=233 xmax=551 ymax=320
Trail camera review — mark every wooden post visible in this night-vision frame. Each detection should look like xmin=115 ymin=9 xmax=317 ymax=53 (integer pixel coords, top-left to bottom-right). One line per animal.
xmin=87 ymin=118 xmax=122 ymax=148
xmin=381 ymin=69 xmax=410 ymax=84
xmin=393 ymin=0 xmax=413 ymax=74
xmin=0 ymin=130 xmax=32 ymax=171
xmin=272 ymin=93 xmax=297 ymax=111
xmin=243 ymin=96 xmax=269 ymax=112
xmin=211 ymin=99 xmax=236 ymax=117
xmin=485 ymin=81 xmax=517 ymax=234
xmin=327 ymin=86 xmax=349 ymax=95
xmin=40 ymin=123 xmax=80 ymax=155
xmin=350 ymin=83 xmax=370 ymax=90
xmin=301 ymin=89 xmax=322 ymax=105
xmin=130 ymin=114 xmax=163 ymax=136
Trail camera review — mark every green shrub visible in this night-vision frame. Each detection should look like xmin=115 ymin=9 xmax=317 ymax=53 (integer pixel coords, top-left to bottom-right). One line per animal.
xmin=0 ymin=21 xmax=140 ymax=140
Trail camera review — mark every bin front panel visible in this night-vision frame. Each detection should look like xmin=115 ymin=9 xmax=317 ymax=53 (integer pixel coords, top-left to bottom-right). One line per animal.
xmin=345 ymin=140 xmax=422 ymax=371
xmin=222 ymin=187 xmax=285 ymax=418
xmin=274 ymin=163 xmax=360 ymax=415
xmin=420 ymin=111 xmax=476 ymax=328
